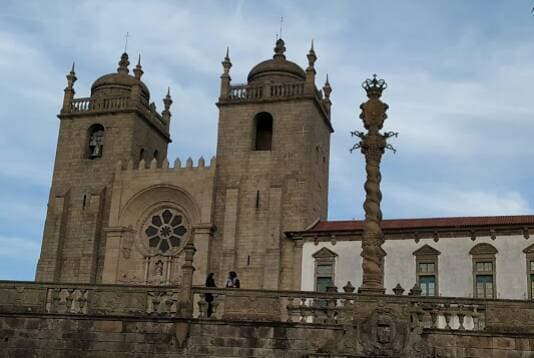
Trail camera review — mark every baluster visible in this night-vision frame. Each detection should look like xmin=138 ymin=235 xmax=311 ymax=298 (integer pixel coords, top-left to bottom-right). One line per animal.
xmin=444 ymin=312 xmax=452 ymax=330
xmin=430 ymin=310 xmax=438 ymax=329
xmin=458 ymin=312 xmax=466 ymax=331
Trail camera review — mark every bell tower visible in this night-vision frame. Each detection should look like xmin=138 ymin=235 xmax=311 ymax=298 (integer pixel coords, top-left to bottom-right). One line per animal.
xmin=36 ymin=53 xmax=172 ymax=283
xmin=212 ymin=40 xmax=333 ymax=290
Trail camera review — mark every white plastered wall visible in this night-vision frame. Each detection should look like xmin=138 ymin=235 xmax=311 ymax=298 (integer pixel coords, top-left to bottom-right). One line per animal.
xmin=302 ymin=234 xmax=530 ymax=299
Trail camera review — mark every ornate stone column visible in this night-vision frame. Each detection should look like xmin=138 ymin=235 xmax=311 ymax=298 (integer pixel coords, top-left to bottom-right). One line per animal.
xmin=352 ymin=75 xmax=396 ymax=294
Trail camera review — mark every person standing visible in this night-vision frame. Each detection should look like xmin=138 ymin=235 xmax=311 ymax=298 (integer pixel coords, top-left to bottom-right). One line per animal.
xmin=225 ymin=271 xmax=240 ymax=288
xmin=205 ymin=273 xmax=216 ymax=317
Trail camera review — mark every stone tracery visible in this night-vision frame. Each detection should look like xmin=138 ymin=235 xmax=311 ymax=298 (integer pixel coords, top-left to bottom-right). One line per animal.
xmin=143 ymin=208 xmax=189 ymax=254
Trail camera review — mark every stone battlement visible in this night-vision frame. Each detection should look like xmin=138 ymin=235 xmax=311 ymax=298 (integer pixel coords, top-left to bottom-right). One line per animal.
xmin=118 ymin=156 xmax=216 ymax=172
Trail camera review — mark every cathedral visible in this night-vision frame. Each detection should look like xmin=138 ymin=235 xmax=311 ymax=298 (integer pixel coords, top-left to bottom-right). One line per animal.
xmin=2 ymin=38 xmax=534 ymax=357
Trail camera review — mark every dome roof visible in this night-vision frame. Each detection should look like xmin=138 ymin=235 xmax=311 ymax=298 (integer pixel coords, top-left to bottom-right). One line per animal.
xmin=247 ymin=39 xmax=306 ymax=83
xmin=91 ymin=53 xmax=150 ymax=98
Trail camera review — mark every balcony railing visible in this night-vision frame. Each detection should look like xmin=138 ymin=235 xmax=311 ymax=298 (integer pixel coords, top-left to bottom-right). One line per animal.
xmin=226 ymin=81 xmax=307 ymax=102
xmin=67 ymin=96 xmax=165 ymax=126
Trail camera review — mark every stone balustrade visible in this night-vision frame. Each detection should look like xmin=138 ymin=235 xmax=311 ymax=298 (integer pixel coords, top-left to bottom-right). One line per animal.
xmin=67 ymin=96 xmax=166 ymax=127
xmin=191 ymin=287 xmax=534 ymax=334
xmin=225 ymin=81 xmax=312 ymax=103
xmin=4 ymin=281 xmax=533 ymax=335
xmin=0 ymin=281 xmax=188 ymax=317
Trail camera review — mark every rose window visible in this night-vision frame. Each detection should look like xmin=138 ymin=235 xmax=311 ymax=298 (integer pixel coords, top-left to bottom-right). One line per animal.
xmin=144 ymin=209 xmax=188 ymax=253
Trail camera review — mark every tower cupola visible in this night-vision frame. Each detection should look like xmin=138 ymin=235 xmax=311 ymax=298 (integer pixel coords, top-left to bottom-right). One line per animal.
xmin=91 ymin=52 xmax=150 ymax=100
xmin=247 ymin=38 xmax=306 ymax=84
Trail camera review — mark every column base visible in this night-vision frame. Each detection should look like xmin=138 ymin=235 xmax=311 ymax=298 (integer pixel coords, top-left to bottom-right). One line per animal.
xmin=358 ymin=287 xmax=386 ymax=295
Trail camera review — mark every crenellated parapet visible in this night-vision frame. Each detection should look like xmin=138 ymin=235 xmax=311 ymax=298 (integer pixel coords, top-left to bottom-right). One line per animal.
xmin=118 ymin=156 xmax=216 ymax=172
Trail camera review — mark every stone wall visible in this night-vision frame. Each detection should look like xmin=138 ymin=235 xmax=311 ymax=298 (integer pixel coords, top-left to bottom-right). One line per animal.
xmin=3 ymin=281 xmax=534 ymax=357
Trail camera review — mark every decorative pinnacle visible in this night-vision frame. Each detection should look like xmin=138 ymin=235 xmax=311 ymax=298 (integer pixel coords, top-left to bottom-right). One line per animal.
xmin=273 ymin=38 xmax=286 ymax=60
xmin=222 ymin=46 xmax=232 ymax=74
xmin=362 ymin=74 xmax=387 ymax=98
xmin=323 ymin=74 xmax=332 ymax=97
xmin=133 ymin=54 xmax=143 ymax=80
xmin=163 ymin=87 xmax=173 ymax=110
xmin=66 ymin=61 xmax=77 ymax=88
xmin=307 ymin=39 xmax=317 ymax=67
xmin=117 ymin=52 xmax=130 ymax=74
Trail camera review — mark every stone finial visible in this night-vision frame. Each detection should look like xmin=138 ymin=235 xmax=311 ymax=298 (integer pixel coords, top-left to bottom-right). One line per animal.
xmin=210 ymin=156 xmax=216 ymax=167
xmin=162 ymin=87 xmax=172 ymax=124
xmin=117 ymin=52 xmax=130 ymax=74
xmin=67 ymin=62 xmax=77 ymax=89
xmin=273 ymin=38 xmax=286 ymax=60
xmin=198 ymin=156 xmax=205 ymax=168
xmin=62 ymin=62 xmax=77 ymax=112
xmin=306 ymin=39 xmax=317 ymax=68
xmin=323 ymin=74 xmax=332 ymax=98
xmin=133 ymin=54 xmax=143 ymax=80
xmin=220 ymin=47 xmax=232 ymax=100
xmin=343 ymin=281 xmax=355 ymax=293
xmin=186 ymin=157 xmax=193 ymax=168
xmin=408 ymin=283 xmax=422 ymax=296
xmin=222 ymin=46 xmax=232 ymax=75
xmin=150 ymin=158 xmax=157 ymax=169
xmin=393 ymin=283 xmax=405 ymax=296
xmin=162 ymin=158 xmax=169 ymax=168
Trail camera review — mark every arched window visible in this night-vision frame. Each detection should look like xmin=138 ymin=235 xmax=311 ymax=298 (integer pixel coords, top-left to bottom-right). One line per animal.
xmin=139 ymin=148 xmax=145 ymax=161
xmin=153 ymin=150 xmax=159 ymax=161
xmin=470 ymin=243 xmax=498 ymax=299
xmin=253 ymin=112 xmax=273 ymax=151
xmin=88 ymin=124 xmax=105 ymax=159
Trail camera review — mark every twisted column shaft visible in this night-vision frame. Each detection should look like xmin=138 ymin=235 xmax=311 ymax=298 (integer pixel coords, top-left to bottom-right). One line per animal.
xmin=353 ymin=75 xmax=392 ymax=294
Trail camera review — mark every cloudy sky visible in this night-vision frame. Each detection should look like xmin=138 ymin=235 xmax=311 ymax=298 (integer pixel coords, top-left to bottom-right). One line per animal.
xmin=1 ymin=0 xmax=534 ymax=280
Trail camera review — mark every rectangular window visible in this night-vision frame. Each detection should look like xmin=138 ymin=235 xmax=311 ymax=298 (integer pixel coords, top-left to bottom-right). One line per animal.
xmin=315 ymin=264 xmax=333 ymax=292
xmin=418 ymin=262 xmax=435 ymax=274
xmin=476 ymin=262 xmax=493 ymax=272
xmin=476 ymin=275 xmax=494 ymax=298
xmin=419 ymin=275 xmax=436 ymax=296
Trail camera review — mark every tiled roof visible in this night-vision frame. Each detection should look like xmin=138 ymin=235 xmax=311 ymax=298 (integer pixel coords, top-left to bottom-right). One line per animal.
xmin=301 ymin=215 xmax=534 ymax=234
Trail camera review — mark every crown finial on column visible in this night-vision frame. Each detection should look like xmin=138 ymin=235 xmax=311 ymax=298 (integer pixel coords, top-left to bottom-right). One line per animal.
xmin=117 ymin=52 xmax=130 ymax=74
xmin=133 ymin=54 xmax=143 ymax=80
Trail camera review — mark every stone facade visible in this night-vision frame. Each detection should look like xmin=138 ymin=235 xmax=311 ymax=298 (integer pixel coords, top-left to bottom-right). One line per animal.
xmin=36 ymin=39 xmax=332 ymax=291
xmin=8 ymin=38 xmax=534 ymax=357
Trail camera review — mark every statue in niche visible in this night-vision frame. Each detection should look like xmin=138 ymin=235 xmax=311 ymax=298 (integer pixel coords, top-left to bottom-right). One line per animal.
xmin=154 ymin=260 xmax=164 ymax=276
xmin=89 ymin=129 xmax=104 ymax=158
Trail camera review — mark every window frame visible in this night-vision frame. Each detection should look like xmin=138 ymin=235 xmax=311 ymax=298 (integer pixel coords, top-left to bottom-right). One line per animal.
xmin=252 ymin=112 xmax=273 ymax=151
xmin=523 ymin=244 xmax=534 ymax=300
xmin=470 ymin=243 xmax=498 ymax=299
xmin=413 ymin=244 xmax=440 ymax=297
xmin=86 ymin=123 xmax=105 ymax=159
xmin=312 ymin=247 xmax=337 ymax=292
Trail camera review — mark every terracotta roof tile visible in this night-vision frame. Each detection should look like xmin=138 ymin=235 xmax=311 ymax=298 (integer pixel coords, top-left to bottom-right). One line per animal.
xmin=304 ymin=215 xmax=534 ymax=233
